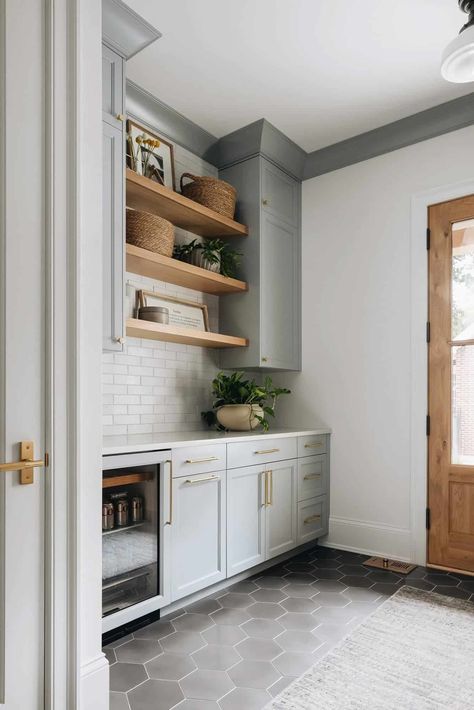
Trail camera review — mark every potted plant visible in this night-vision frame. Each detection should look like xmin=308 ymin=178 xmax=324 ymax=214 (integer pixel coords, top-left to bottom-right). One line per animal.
xmin=202 ymin=371 xmax=290 ymax=432
xmin=173 ymin=239 xmax=241 ymax=278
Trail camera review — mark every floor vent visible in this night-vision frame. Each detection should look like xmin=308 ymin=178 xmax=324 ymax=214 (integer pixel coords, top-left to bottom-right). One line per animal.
xmin=363 ymin=557 xmax=417 ymax=575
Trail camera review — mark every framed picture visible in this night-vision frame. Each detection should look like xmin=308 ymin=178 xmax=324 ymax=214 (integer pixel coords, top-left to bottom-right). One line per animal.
xmin=137 ymin=290 xmax=209 ymax=332
xmin=126 ymin=120 xmax=176 ymax=191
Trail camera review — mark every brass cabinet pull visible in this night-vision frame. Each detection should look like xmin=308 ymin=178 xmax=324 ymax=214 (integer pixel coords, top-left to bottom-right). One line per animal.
xmin=0 ymin=441 xmax=45 ymax=485
xmin=184 ymin=475 xmax=220 ymax=484
xmin=185 ymin=456 xmax=219 ymax=464
xmin=304 ymin=514 xmax=321 ymax=525
xmin=269 ymin=470 xmax=273 ymax=506
xmin=305 ymin=442 xmax=323 ymax=449
xmin=166 ymin=460 xmax=173 ymax=525
xmin=264 ymin=471 xmax=269 ymax=506
xmin=255 ymin=448 xmax=279 ymax=455
xmin=114 ymin=336 xmax=125 ymax=344
xmin=303 ymin=473 xmax=321 ymax=480
xmin=116 ymin=113 xmax=125 ymax=121
xmin=262 ymin=198 xmax=269 ymax=206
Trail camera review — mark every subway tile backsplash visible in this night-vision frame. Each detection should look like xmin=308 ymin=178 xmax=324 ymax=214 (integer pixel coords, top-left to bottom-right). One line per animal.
xmin=102 ymin=142 xmax=221 ymax=436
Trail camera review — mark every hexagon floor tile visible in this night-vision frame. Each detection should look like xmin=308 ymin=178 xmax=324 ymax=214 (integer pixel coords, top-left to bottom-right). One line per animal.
xmin=105 ymin=544 xmax=474 ymax=710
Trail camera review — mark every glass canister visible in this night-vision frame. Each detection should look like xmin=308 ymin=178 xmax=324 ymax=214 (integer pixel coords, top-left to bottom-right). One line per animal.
xmin=102 ymin=502 xmax=114 ymax=531
xmin=115 ymin=498 xmax=129 ymax=527
xmin=131 ymin=496 xmax=144 ymax=523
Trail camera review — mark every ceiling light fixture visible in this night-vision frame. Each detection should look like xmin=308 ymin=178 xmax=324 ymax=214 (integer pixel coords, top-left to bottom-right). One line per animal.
xmin=442 ymin=0 xmax=474 ymax=82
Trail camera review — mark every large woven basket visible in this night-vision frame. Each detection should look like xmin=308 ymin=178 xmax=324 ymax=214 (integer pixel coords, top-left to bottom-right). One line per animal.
xmin=126 ymin=209 xmax=174 ymax=257
xmin=180 ymin=173 xmax=236 ymax=219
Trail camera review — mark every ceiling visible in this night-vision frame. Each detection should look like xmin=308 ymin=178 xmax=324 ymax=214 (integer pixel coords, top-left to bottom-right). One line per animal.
xmin=125 ymin=0 xmax=473 ymax=152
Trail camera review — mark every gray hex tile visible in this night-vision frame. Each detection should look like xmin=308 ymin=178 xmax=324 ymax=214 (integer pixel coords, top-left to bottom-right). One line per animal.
xmin=105 ymin=634 xmax=133 ymax=648
xmin=202 ymin=624 xmax=247 ymax=646
xmin=219 ymin=687 xmax=271 ymax=710
xmin=312 ymin=569 xmax=344 ymax=580
xmin=273 ymin=651 xmax=315 ymax=677
xmin=241 ymin=618 xmax=285 ymax=639
xmin=313 ymin=592 xmax=350 ymax=607
xmin=109 ymin=662 xmax=147 ymax=692
xmin=235 ymin=637 xmax=282 ymax=661
xmin=366 ymin=570 xmax=403 ymax=584
xmin=185 ymin=599 xmax=222 ymax=615
xmin=282 ymin=572 xmax=316 ymax=585
xmin=192 ymin=644 xmax=241 ymax=671
xmin=211 ymin=607 xmax=251 ymax=626
xmin=218 ymin=593 xmax=253 ymax=609
xmin=227 ymin=580 xmax=259 ymax=593
xmin=115 ymin=638 xmax=161 ymax=664
xmin=281 ymin=584 xmax=316 ymax=598
xmin=284 ymin=562 xmax=315 ymax=573
xmin=312 ymin=559 xmax=342 ymax=570
xmin=246 ymin=602 xmax=284 ymax=620
xmin=341 ymin=576 xmax=373 ymax=588
xmin=146 ymin=652 xmax=196 ymax=680
xmin=134 ymin=620 xmax=175 ymax=641
xmin=312 ymin=605 xmax=358 ymax=624
xmin=251 ymin=588 xmax=287 ymax=603
xmin=342 ymin=587 xmax=382 ymax=602
xmin=277 ymin=630 xmax=322 ymax=653
xmin=255 ymin=576 xmax=288 ymax=589
xmin=315 ymin=623 xmax=352 ymax=643
xmin=281 ymin=597 xmax=317 ymax=613
xmin=268 ymin=676 xmax=296 ymax=697
xmin=424 ymin=573 xmax=458 ymax=585
xmin=175 ymin=702 xmax=220 ymax=710
xmin=459 ymin=580 xmax=474 ymax=593
xmin=338 ymin=564 xmax=370 ymax=577
xmin=160 ymin=631 xmax=205 ymax=655
xmin=403 ymin=579 xmax=435 ymax=592
xmin=279 ymin=612 xmax=319 ymax=631
xmin=180 ymin=669 xmax=234 ymax=701
xmin=173 ymin=614 xmax=215 ymax=634
xmin=370 ymin=582 xmax=403 ymax=596
xmin=128 ymin=678 xmax=184 ymax=710
xmin=434 ymin=586 xmax=471 ymax=599
xmin=110 ymin=692 xmax=130 ymax=710
xmin=104 ymin=647 xmax=116 ymax=665
xmin=228 ymin=659 xmax=280 ymax=690
xmin=311 ymin=580 xmax=348 ymax=593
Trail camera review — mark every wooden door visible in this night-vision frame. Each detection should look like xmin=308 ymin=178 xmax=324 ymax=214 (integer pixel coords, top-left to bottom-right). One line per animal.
xmin=171 ymin=471 xmax=226 ymax=601
xmin=266 ymin=460 xmax=298 ymax=560
xmin=428 ymin=195 xmax=474 ymax=573
xmin=227 ymin=465 xmax=266 ymax=576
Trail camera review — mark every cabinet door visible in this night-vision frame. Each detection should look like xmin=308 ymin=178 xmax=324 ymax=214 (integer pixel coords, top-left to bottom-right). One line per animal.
xmin=266 ymin=460 xmax=298 ymax=560
xmin=227 ymin=465 xmax=266 ymax=576
xmin=260 ymin=211 xmax=300 ymax=369
xmin=171 ymin=471 xmax=226 ymax=601
xmin=102 ymin=45 xmax=124 ymax=130
xmin=261 ymin=159 xmax=299 ymax=228
xmin=103 ymin=121 xmax=124 ymax=351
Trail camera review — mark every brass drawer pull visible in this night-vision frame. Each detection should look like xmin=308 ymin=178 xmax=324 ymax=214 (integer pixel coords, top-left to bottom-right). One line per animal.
xmin=264 ymin=470 xmax=273 ymax=506
xmin=184 ymin=475 xmax=220 ymax=484
xmin=304 ymin=514 xmax=321 ymax=525
xmin=303 ymin=473 xmax=321 ymax=480
xmin=185 ymin=456 xmax=219 ymax=464
xmin=255 ymin=448 xmax=280 ymax=455
xmin=305 ymin=442 xmax=323 ymax=449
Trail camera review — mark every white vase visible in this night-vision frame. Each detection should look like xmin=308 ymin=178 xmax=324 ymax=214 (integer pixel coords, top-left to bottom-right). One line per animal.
xmin=216 ymin=404 xmax=264 ymax=431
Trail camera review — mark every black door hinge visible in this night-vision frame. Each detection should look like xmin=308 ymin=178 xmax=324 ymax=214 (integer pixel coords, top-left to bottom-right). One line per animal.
xmin=426 ymin=415 xmax=431 ymax=436
xmin=426 ymin=321 xmax=431 ymax=343
xmin=426 ymin=228 xmax=431 ymax=250
xmin=426 ymin=507 xmax=431 ymax=530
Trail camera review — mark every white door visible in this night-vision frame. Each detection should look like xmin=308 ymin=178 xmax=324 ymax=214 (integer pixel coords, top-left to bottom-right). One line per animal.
xmin=172 ymin=471 xmax=226 ymax=601
xmin=0 ymin=0 xmax=46 ymax=707
xmin=227 ymin=465 xmax=266 ymax=576
xmin=266 ymin=461 xmax=298 ymax=560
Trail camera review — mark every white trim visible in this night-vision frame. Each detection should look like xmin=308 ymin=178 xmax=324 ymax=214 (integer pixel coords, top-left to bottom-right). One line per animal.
xmin=323 ymin=516 xmax=412 ymax=562
xmin=410 ymin=178 xmax=474 ymax=566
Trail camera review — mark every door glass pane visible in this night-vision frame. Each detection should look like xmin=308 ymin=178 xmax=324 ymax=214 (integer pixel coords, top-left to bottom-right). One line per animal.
xmin=452 ymin=345 xmax=474 ymax=464
xmin=452 ymin=219 xmax=474 ymax=341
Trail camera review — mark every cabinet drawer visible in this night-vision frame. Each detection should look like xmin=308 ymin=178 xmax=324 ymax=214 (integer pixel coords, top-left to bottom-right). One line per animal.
xmin=298 ymin=455 xmax=328 ymax=502
xmin=172 ymin=444 xmax=226 ymax=478
xmin=298 ymin=434 xmax=327 ymax=457
xmin=227 ymin=437 xmax=297 ymax=469
xmin=297 ymin=496 xmax=328 ymax=545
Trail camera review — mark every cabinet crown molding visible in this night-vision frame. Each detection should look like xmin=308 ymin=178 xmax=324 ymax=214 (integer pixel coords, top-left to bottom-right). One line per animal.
xmin=103 ymin=0 xmax=161 ymax=60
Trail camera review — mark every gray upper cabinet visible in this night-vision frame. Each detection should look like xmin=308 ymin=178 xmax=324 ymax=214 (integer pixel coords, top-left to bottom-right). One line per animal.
xmin=219 ymin=157 xmax=301 ymax=371
xmin=102 ymin=44 xmax=124 ymax=351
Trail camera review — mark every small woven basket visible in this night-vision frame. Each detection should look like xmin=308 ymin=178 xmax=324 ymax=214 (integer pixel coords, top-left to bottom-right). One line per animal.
xmin=126 ymin=209 xmax=174 ymax=257
xmin=180 ymin=173 xmax=236 ymax=219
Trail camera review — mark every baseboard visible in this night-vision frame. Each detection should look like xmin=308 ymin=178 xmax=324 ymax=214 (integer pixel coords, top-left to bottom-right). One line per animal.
xmin=321 ymin=516 xmax=412 ymax=562
xmin=80 ymin=653 xmax=109 ymax=710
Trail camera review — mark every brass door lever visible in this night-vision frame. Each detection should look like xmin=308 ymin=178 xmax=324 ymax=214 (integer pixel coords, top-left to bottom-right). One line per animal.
xmin=0 ymin=441 xmax=45 ymax=484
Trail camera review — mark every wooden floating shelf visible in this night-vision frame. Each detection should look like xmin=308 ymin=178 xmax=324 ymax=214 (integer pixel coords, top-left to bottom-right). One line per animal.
xmin=102 ymin=471 xmax=153 ymax=489
xmin=126 ymin=244 xmax=248 ymax=295
xmin=126 ymin=169 xmax=248 ymax=238
xmin=126 ymin=318 xmax=248 ymax=349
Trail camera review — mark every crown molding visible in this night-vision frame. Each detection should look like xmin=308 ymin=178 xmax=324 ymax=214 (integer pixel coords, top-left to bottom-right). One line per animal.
xmin=102 ymin=0 xmax=161 ymax=60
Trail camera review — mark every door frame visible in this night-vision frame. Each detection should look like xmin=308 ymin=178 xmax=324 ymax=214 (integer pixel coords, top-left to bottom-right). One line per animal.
xmin=410 ymin=178 xmax=474 ymax=566
xmin=0 ymin=1 xmax=106 ymax=707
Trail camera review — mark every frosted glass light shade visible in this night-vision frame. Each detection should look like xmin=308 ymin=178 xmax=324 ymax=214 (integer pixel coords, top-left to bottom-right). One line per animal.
xmin=442 ymin=23 xmax=474 ymax=82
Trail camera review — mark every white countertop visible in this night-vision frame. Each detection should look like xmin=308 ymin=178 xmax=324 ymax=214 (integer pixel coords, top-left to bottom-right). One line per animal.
xmin=103 ymin=427 xmax=331 ymax=456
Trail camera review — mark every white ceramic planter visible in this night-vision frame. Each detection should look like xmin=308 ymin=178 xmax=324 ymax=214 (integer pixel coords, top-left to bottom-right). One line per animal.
xmin=216 ymin=404 xmax=264 ymax=431
xmin=191 ymin=250 xmax=221 ymax=273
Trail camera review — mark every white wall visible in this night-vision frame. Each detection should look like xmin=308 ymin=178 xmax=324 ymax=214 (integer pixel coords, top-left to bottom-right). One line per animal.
xmin=276 ymin=125 xmax=474 ymax=562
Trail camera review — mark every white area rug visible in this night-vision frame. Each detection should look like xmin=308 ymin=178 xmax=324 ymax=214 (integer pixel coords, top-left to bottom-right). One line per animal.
xmin=268 ymin=586 xmax=474 ymax=709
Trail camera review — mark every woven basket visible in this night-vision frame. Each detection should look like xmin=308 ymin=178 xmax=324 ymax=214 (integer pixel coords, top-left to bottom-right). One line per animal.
xmin=180 ymin=173 xmax=236 ymax=219
xmin=126 ymin=209 xmax=174 ymax=257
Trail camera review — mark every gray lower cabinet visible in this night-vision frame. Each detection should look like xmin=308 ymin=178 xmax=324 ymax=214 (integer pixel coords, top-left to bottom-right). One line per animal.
xmin=227 ymin=464 xmax=266 ymax=577
xmin=219 ymin=156 xmax=301 ymax=371
xmin=102 ymin=43 xmax=124 ymax=351
xmin=266 ymin=460 xmax=298 ymax=560
xmin=171 ymin=470 xmax=227 ymax=602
